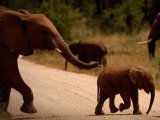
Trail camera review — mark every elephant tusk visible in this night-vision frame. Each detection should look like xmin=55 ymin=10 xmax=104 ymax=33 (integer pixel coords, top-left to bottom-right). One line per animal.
xmin=136 ymin=39 xmax=152 ymax=44
xmin=51 ymin=39 xmax=62 ymax=53
xmin=55 ymin=48 xmax=62 ymax=53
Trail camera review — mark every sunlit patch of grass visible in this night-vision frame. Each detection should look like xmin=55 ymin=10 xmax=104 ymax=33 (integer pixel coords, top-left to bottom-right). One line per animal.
xmin=23 ymin=29 xmax=160 ymax=89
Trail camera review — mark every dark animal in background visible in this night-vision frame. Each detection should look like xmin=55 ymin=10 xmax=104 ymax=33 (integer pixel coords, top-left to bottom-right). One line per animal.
xmin=0 ymin=7 xmax=99 ymax=114
xmin=95 ymin=67 xmax=155 ymax=115
xmin=65 ymin=41 xmax=108 ymax=70
xmin=138 ymin=13 xmax=160 ymax=59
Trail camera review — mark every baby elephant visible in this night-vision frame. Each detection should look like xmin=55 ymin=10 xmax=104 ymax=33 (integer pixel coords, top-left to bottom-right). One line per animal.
xmin=95 ymin=67 xmax=155 ymax=115
xmin=65 ymin=41 xmax=108 ymax=70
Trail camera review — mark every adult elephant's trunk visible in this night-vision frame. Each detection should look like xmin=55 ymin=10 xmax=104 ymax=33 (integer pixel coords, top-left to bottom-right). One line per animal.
xmin=146 ymin=88 xmax=155 ymax=114
xmin=50 ymin=32 xmax=98 ymax=69
xmin=59 ymin=42 xmax=98 ymax=69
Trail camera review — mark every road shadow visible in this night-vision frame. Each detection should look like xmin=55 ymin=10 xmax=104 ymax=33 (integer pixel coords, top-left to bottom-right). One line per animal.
xmin=89 ymin=113 xmax=133 ymax=116
xmin=90 ymin=114 xmax=160 ymax=119
xmin=7 ymin=113 xmax=159 ymax=120
xmin=152 ymin=115 xmax=160 ymax=118
xmin=10 ymin=116 xmax=56 ymax=120
xmin=10 ymin=114 xmax=134 ymax=120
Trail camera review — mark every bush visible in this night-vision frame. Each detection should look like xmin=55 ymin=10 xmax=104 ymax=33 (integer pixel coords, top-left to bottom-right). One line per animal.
xmin=5 ymin=0 xmax=80 ymax=42
xmin=0 ymin=0 xmax=154 ymax=36
xmin=95 ymin=0 xmax=144 ymax=34
xmin=39 ymin=0 xmax=80 ymax=41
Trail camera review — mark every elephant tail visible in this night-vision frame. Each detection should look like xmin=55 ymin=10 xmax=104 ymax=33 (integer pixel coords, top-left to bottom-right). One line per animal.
xmin=97 ymin=82 xmax=100 ymax=102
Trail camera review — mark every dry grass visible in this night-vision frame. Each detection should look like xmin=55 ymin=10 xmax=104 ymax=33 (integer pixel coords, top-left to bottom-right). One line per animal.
xmin=23 ymin=29 xmax=160 ymax=89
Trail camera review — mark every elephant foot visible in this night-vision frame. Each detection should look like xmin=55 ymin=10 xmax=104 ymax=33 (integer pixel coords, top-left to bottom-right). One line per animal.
xmin=119 ymin=103 xmax=125 ymax=112
xmin=110 ymin=107 xmax=119 ymax=113
xmin=0 ymin=101 xmax=8 ymax=112
xmin=133 ymin=110 xmax=142 ymax=115
xmin=95 ymin=108 xmax=105 ymax=115
xmin=20 ymin=103 xmax=37 ymax=114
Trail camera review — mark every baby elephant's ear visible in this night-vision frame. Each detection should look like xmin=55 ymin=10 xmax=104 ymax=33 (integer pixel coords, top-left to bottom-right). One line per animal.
xmin=129 ymin=68 xmax=144 ymax=89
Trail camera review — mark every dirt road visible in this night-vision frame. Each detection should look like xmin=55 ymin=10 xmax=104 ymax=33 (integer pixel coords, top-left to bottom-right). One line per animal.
xmin=1 ymin=59 xmax=160 ymax=120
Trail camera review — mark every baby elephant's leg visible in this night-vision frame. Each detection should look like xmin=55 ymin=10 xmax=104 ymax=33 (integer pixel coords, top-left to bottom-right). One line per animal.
xmin=131 ymin=87 xmax=142 ymax=114
xmin=109 ymin=95 xmax=119 ymax=113
xmin=95 ymin=90 xmax=107 ymax=115
xmin=119 ymin=92 xmax=131 ymax=112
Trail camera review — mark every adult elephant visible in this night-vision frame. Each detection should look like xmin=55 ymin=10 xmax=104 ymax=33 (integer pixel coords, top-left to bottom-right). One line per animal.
xmin=65 ymin=41 xmax=108 ymax=70
xmin=0 ymin=8 xmax=98 ymax=113
xmin=138 ymin=13 xmax=160 ymax=59
xmin=95 ymin=67 xmax=155 ymax=115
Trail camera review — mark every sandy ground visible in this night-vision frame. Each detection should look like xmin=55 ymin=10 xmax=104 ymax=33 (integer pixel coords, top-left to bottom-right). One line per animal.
xmin=0 ymin=58 xmax=160 ymax=120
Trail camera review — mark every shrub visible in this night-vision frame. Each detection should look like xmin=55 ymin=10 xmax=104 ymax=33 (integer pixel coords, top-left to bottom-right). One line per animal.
xmin=39 ymin=0 xmax=80 ymax=41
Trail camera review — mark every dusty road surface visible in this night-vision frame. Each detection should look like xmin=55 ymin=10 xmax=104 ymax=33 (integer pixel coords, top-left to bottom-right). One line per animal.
xmin=1 ymin=59 xmax=160 ymax=120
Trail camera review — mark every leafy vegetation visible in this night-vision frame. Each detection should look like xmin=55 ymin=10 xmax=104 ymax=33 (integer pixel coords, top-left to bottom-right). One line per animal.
xmin=1 ymin=0 xmax=160 ymax=40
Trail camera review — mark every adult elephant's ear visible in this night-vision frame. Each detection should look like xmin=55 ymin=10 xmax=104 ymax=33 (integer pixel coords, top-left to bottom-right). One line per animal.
xmin=0 ymin=11 xmax=33 ymax=56
xmin=129 ymin=67 xmax=144 ymax=89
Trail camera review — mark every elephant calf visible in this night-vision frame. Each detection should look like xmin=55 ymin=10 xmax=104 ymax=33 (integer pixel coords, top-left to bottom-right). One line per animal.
xmin=65 ymin=41 xmax=108 ymax=70
xmin=95 ymin=67 xmax=155 ymax=115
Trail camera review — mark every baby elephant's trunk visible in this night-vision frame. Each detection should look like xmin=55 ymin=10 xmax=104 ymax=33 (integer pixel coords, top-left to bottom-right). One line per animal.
xmin=146 ymin=88 xmax=155 ymax=114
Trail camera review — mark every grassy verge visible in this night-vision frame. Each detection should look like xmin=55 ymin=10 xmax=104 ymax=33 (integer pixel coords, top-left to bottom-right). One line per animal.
xmin=23 ymin=29 xmax=160 ymax=89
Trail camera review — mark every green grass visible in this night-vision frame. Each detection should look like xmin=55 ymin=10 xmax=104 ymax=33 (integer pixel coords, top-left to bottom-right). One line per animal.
xmin=23 ymin=29 xmax=160 ymax=90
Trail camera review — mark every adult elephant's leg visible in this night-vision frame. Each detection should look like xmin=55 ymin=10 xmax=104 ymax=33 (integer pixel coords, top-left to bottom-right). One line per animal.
xmin=12 ymin=82 xmax=37 ymax=113
xmin=0 ymin=85 xmax=11 ymax=112
xmin=109 ymin=95 xmax=119 ymax=113
xmin=95 ymin=90 xmax=107 ymax=115
xmin=0 ymin=46 xmax=12 ymax=112
xmin=119 ymin=92 xmax=131 ymax=112
xmin=0 ymin=46 xmax=37 ymax=113
xmin=9 ymin=59 xmax=37 ymax=113
xmin=131 ymin=87 xmax=142 ymax=114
